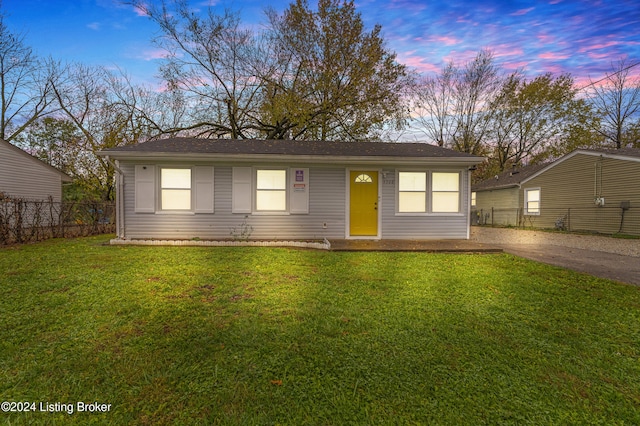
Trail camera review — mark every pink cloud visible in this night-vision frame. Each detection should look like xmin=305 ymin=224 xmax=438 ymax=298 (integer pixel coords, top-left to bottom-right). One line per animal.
xmin=491 ymin=45 xmax=525 ymax=58
xmin=133 ymin=3 xmax=149 ymax=17
xmin=139 ymin=48 xmax=169 ymax=61
xmin=538 ymin=52 xmax=569 ymax=60
xmin=586 ymin=52 xmax=611 ymax=60
xmin=511 ymin=7 xmax=535 ymax=16
xmin=577 ymin=39 xmax=621 ymax=53
xmin=399 ymin=54 xmax=441 ymax=74
xmin=442 ymin=50 xmax=480 ymax=64
xmin=429 ymin=36 xmax=461 ymax=46
xmin=388 ymin=0 xmax=428 ymax=13
xmin=573 ymin=76 xmax=594 ymax=88
xmin=541 ymin=64 xmax=564 ymax=75
xmin=455 ymin=16 xmax=473 ymax=25
xmin=502 ymin=61 xmax=530 ymax=71
xmin=536 ymin=34 xmax=556 ymax=44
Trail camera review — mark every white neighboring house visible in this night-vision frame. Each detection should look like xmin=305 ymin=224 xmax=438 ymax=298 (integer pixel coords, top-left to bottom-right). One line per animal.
xmin=0 ymin=138 xmax=72 ymax=201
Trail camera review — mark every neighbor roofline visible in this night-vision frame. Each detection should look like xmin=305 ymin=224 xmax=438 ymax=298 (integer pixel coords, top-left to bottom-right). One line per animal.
xmin=1 ymin=138 xmax=73 ymax=182
xmin=573 ymin=149 xmax=640 ymax=163
xmin=472 ymin=183 xmax=520 ymax=192
xmin=519 ymin=148 xmax=640 ymax=186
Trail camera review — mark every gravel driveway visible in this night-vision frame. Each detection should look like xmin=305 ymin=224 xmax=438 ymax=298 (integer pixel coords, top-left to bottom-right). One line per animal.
xmin=470 ymin=226 xmax=640 ymax=285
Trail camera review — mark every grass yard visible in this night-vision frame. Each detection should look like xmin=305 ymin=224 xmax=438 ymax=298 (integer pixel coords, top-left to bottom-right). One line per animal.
xmin=1 ymin=236 xmax=640 ymax=425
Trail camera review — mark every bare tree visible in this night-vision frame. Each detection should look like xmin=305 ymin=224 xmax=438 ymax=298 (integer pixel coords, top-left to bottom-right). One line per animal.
xmin=410 ymin=50 xmax=502 ymax=154
xmin=452 ymin=50 xmax=502 ymax=155
xmin=129 ymin=0 xmax=262 ymax=139
xmin=0 ymin=11 xmax=56 ymax=142
xmin=51 ymin=63 xmax=142 ymax=200
xmin=134 ymin=85 xmax=189 ymax=139
xmin=411 ymin=63 xmax=457 ymax=146
xmin=130 ymin=0 xmax=409 ymax=141
xmin=587 ymin=58 xmax=640 ymax=148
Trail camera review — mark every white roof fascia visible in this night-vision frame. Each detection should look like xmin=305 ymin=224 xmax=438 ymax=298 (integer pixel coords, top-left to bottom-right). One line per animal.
xmin=97 ymin=151 xmax=483 ymax=167
xmin=576 ymin=149 xmax=640 ymax=163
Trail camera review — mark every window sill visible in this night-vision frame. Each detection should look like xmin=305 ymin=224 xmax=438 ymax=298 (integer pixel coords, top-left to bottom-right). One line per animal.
xmin=155 ymin=211 xmax=195 ymax=215
xmin=251 ymin=211 xmax=290 ymax=216
xmin=395 ymin=212 xmax=464 ymax=217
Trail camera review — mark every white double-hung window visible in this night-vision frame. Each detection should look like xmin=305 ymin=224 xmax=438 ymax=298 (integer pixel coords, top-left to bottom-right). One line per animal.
xmin=397 ymin=171 xmax=461 ymax=214
xmin=256 ymin=169 xmax=287 ymax=211
xmin=161 ymin=168 xmax=192 ymax=210
xmin=134 ymin=165 xmax=213 ymax=213
xmin=431 ymin=172 xmax=460 ymax=213
xmin=398 ymin=172 xmax=427 ymax=213
xmin=524 ymin=188 xmax=540 ymax=215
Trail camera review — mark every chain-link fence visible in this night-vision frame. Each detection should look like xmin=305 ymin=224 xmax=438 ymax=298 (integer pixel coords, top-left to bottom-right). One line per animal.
xmin=0 ymin=196 xmax=115 ymax=245
xmin=471 ymin=206 xmax=639 ymax=236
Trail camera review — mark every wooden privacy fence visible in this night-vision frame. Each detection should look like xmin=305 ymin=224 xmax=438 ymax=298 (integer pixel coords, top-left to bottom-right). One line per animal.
xmin=471 ymin=205 xmax=639 ymax=236
xmin=0 ymin=196 xmax=115 ymax=245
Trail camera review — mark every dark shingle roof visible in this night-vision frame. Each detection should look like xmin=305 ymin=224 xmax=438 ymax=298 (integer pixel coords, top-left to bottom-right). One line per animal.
xmin=101 ymin=138 xmax=482 ymax=160
xmin=472 ymin=163 xmax=549 ymax=191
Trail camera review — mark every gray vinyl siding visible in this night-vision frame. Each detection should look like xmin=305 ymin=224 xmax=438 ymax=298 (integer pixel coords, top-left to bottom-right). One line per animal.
xmin=0 ymin=141 xmax=65 ymax=201
xmin=522 ymin=153 xmax=640 ymax=234
xmin=121 ymin=163 xmax=347 ymax=240
xmin=119 ymin=162 xmax=472 ymax=240
xmin=380 ymin=168 xmax=471 ymax=239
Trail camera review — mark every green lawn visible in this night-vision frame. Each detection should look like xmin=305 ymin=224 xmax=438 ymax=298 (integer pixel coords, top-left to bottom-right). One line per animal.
xmin=1 ymin=236 xmax=639 ymax=425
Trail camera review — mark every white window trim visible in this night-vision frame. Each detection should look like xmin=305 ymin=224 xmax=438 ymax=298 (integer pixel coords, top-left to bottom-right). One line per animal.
xmin=253 ymin=167 xmax=289 ymax=215
xmin=395 ymin=170 xmax=463 ymax=216
xmin=396 ymin=170 xmax=428 ymax=215
xmin=431 ymin=171 xmax=462 ymax=214
xmin=159 ymin=167 xmax=193 ymax=212
xmin=232 ymin=167 xmax=309 ymax=216
xmin=524 ymin=187 xmax=541 ymax=216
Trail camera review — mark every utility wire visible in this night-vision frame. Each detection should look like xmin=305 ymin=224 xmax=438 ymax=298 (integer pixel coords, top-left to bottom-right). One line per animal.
xmin=576 ymin=60 xmax=640 ymax=92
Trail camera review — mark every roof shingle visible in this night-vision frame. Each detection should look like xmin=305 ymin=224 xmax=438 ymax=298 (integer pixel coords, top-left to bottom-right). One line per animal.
xmin=472 ymin=163 xmax=549 ymax=191
xmin=101 ymin=138 xmax=482 ymax=159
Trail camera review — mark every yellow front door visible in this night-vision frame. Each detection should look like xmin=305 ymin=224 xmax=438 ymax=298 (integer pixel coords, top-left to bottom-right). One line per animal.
xmin=349 ymin=171 xmax=378 ymax=236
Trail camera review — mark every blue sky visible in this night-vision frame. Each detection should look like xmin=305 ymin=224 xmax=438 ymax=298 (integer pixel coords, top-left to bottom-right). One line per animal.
xmin=4 ymin=0 xmax=640 ymax=88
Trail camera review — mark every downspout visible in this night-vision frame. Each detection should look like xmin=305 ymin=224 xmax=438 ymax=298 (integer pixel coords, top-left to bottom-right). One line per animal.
xmin=594 ymin=156 xmax=603 ymax=203
xmin=466 ymin=168 xmax=472 ymax=239
xmin=105 ymin=156 xmax=125 ymax=239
